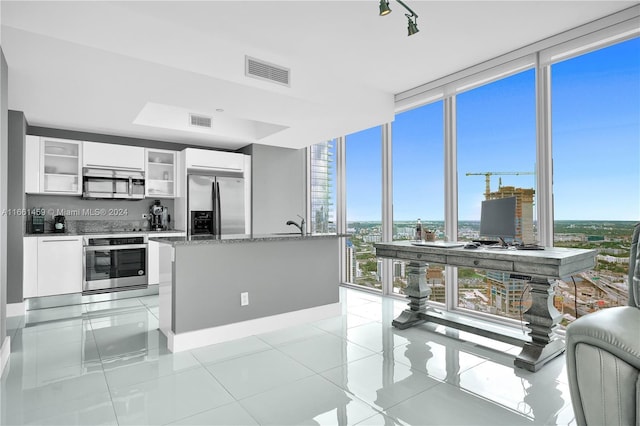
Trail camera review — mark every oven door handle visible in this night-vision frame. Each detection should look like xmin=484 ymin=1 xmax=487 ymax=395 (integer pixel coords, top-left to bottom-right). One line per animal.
xmin=84 ymin=244 xmax=148 ymax=251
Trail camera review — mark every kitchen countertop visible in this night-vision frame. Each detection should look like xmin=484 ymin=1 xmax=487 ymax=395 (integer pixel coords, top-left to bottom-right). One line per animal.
xmin=150 ymin=233 xmax=348 ymax=246
xmin=24 ymin=229 xmax=186 ymax=237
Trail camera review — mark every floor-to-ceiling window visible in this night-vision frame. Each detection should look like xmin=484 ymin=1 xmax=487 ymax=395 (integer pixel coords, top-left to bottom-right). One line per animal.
xmin=309 ymin=140 xmax=336 ymax=234
xmin=315 ymin=13 xmax=639 ymax=329
xmin=455 ymin=69 xmax=537 ymax=320
xmin=550 ymin=37 xmax=640 ymax=326
xmin=392 ymin=102 xmax=444 ymax=296
xmin=345 ymin=126 xmax=382 ymax=290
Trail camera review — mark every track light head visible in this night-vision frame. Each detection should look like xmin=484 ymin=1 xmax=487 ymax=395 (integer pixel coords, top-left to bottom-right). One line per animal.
xmin=379 ymin=0 xmax=420 ymax=36
xmin=379 ymin=0 xmax=392 ymax=16
xmin=407 ymin=15 xmax=419 ymax=36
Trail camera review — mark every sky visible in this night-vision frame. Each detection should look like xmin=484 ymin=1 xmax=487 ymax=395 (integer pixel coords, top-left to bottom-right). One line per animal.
xmin=344 ymin=36 xmax=640 ymax=222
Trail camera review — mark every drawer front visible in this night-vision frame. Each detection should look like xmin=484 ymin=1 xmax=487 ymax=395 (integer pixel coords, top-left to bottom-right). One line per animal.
xmin=375 ymin=247 xmax=446 ymax=264
xmin=446 ymin=255 xmax=513 ymax=272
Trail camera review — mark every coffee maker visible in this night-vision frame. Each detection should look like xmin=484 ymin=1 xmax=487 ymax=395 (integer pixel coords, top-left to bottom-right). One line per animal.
xmin=149 ymin=200 xmax=168 ymax=231
xmin=53 ymin=215 xmax=66 ymax=233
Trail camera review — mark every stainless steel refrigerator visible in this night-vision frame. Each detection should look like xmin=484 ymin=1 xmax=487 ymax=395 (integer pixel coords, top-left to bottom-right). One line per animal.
xmin=187 ymin=174 xmax=246 ymax=236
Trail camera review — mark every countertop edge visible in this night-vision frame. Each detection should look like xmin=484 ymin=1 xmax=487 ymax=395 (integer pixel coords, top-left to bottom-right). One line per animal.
xmin=151 ymin=233 xmax=350 ymax=246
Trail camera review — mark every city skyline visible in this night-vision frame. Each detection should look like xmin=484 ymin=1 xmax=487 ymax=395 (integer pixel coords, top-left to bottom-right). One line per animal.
xmin=345 ymin=37 xmax=639 ymax=222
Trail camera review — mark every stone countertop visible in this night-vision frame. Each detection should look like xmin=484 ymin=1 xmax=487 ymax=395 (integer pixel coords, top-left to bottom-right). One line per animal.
xmin=150 ymin=233 xmax=348 ymax=246
xmin=24 ymin=229 xmax=186 ymax=237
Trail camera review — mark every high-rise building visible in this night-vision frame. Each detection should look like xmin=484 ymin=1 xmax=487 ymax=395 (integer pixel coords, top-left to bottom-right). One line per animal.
xmin=309 ymin=141 xmax=335 ymax=234
xmin=345 ymin=240 xmax=357 ymax=283
xmin=485 ymin=271 xmax=529 ymax=316
xmin=483 ymin=185 xmax=535 ymax=315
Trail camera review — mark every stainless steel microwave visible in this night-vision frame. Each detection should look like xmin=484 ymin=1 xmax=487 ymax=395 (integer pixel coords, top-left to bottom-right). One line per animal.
xmin=82 ymin=167 xmax=145 ymax=199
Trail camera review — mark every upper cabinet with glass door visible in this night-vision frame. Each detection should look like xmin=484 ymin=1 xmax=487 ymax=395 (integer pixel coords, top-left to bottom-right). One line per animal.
xmin=145 ymin=148 xmax=176 ymax=198
xmin=25 ymin=136 xmax=83 ymax=195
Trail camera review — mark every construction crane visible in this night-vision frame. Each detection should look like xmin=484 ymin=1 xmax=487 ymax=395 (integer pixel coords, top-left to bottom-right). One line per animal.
xmin=465 ymin=171 xmax=535 ymax=198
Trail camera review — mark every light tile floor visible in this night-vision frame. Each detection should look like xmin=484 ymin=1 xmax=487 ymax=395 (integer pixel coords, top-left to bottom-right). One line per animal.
xmin=1 ymin=287 xmax=576 ymax=425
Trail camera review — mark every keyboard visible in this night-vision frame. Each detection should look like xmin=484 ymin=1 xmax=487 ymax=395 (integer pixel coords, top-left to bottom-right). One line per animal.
xmin=516 ymin=244 xmax=545 ymax=250
xmin=472 ymin=239 xmax=500 ymax=245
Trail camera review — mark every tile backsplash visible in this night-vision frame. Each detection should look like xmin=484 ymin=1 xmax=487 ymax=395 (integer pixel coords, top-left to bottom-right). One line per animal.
xmin=26 ymin=195 xmax=175 ymax=233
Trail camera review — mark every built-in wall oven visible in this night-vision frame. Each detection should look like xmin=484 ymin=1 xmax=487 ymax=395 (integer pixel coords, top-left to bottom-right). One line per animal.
xmin=83 ymin=235 xmax=148 ymax=294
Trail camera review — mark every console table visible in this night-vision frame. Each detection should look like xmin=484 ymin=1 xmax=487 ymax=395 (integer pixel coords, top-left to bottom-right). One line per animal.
xmin=374 ymin=241 xmax=596 ymax=371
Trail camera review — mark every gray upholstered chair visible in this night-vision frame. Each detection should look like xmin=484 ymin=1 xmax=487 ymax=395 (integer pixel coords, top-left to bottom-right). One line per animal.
xmin=565 ymin=222 xmax=640 ymax=426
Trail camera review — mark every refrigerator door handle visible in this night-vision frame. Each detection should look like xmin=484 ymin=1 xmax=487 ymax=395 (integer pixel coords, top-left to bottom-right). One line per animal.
xmin=211 ymin=181 xmax=217 ymax=235
xmin=216 ymin=182 xmax=222 ymax=235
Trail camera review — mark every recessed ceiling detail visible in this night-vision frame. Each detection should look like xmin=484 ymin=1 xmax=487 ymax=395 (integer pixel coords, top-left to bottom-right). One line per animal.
xmin=134 ymin=102 xmax=289 ymax=143
xmin=245 ymin=56 xmax=290 ymax=87
xmin=189 ymin=113 xmax=212 ymax=128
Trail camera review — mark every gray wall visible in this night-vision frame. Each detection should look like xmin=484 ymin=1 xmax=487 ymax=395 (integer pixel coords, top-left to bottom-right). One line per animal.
xmin=172 ymin=237 xmax=339 ymax=333
xmin=7 ymin=111 xmax=26 ymax=303
xmin=244 ymin=144 xmax=306 ymax=234
xmin=0 ymin=48 xmax=8 ymax=343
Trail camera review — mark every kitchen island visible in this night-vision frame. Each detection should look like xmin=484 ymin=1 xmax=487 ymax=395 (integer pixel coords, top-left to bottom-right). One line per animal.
xmin=151 ymin=233 xmax=343 ymax=352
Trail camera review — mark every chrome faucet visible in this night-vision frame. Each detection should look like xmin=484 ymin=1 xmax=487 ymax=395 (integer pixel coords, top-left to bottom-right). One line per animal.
xmin=286 ymin=215 xmax=306 ymax=236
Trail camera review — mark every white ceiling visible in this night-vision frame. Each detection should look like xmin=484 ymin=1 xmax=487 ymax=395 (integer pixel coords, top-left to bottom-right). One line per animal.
xmin=1 ymin=1 xmax=636 ymax=150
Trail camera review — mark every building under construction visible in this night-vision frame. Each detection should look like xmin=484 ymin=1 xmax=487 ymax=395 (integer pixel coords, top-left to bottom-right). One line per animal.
xmin=486 ymin=185 xmax=536 ymax=244
xmin=485 ymin=184 xmax=536 ymax=317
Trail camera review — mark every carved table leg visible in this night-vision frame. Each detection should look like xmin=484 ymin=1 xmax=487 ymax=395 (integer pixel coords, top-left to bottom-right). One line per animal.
xmin=392 ymin=261 xmax=429 ymax=329
xmin=514 ymin=276 xmax=565 ymax=372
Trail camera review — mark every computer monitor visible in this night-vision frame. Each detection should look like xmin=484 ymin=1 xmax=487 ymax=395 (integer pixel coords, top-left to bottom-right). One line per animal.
xmin=479 ymin=196 xmax=517 ymax=241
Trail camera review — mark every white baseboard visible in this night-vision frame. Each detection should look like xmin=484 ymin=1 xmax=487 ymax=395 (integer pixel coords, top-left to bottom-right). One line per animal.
xmin=6 ymin=302 xmax=25 ymax=317
xmin=166 ymin=302 xmax=342 ymax=353
xmin=0 ymin=336 xmax=10 ymax=377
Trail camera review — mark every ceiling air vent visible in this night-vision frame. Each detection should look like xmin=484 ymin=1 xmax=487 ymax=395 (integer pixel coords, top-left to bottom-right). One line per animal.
xmin=189 ymin=113 xmax=212 ymax=128
xmin=245 ymin=56 xmax=290 ymax=87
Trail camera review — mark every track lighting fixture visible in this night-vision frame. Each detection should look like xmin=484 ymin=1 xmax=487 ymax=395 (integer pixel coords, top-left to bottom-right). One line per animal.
xmin=379 ymin=0 xmax=391 ymax=16
xmin=379 ymin=0 xmax=419 ymax=36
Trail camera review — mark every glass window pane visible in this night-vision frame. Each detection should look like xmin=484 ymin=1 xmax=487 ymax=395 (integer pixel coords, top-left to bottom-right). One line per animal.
xmin=456 ymin=69 xmax=537 ymax=319
xmin=346 ymin=126 xmax=382 ymax=291
xmin=392 ymin=101 xmax=445 ymax=297
xmin=551 ymin=37 xmax=640 ymax=327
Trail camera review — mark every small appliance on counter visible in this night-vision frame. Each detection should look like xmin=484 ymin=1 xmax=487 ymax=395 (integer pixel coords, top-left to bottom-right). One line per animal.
xmin=30 ymin=210 xmax=45 ymax=234
xmin=53 ymin=215 xmax=66 ymax=233
xmin=149 ymin=200 xmax=169 ymax=231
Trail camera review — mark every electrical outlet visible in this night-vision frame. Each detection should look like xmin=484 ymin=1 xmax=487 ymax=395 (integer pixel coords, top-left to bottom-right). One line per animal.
xmin=240 ymin=292 xmax=249 ymax=306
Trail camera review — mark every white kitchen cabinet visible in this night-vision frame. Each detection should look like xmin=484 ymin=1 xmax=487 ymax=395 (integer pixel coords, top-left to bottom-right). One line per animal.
xmin=183 ymin=148 xmax=246 ymax=173
xmin=146 ymin=148 xmax=176 ymax=198
xmin=25 ymin=135 xmax=41 ymax=194
xmin=36 ymin=236 xmax=83 ymax=297
xmin=147 ymin=232 xmax=185 ymax=285
xmin=25 ymin=136 xmax=82 ymax=195
xmin=23 ymin=237 xmax=39 ymax=298
xmin=83 ymin=141 xmax=145 ymax=171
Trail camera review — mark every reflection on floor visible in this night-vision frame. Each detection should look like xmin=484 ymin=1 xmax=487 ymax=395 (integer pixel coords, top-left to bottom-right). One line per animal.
xmin=1 ymin=287 xmax=575 ymax=425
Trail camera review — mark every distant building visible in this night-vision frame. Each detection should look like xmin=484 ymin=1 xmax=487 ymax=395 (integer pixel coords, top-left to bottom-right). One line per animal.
xmin=345 ymin=240 xmax=357 ymax=283
xmin=426 ymin=266 xmax=446 ymax=303
xmin=309 ymin=141 xmax=335 ymax=233
xmin=485 ymin=270 xmax=528 ymax=316
xmin=363 ymin=234 xmax=382 ymax=243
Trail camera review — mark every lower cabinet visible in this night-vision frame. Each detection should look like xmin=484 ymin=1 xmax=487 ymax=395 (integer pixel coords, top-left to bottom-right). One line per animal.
xmin=23 ymin=236 xmax=83 ymax=298
xmin=148 ymin=232 xmax=185 ymax=285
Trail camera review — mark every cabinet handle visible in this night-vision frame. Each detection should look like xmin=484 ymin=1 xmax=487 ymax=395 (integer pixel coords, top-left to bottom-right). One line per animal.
xmin=190 ymin=164 xmax=242 ymax=171
xmin=42 ymin=239 xmax=79 ymax=243
xmin=85 ymin=164 xmax=142 ymax=171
